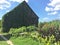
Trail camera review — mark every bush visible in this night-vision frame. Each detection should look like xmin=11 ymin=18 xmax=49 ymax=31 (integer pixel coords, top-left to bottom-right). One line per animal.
xmin=0 ymin=20 xmax=2 ymax=28
xmin=18 ymin=26 xmax=27 ymax=33
xmin=9 ymin=26 xmax=37 ymax=37
xmin=38 ymin=20 xmax=60 ymax=37
xmin=30 ymin=31 xmax=40 ymax=41
xmin=27 ymin=26 xmax=37 ymax=32
xmin=9 ymin=28 xmax=17 ymax=34
xmin=41 ymin=23 xmax=50 ymax=32
xmin=9 ymin=26 xmax=27 ymax=37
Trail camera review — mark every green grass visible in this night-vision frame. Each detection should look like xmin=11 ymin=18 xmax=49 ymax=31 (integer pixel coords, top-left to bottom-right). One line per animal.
xmin=10 ymin=36 xmax=39 ymax=45
xmin=0 ymin=41 xmax=8 ymax=45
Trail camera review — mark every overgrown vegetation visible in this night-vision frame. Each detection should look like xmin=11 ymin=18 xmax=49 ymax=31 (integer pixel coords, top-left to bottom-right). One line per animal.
xmin=0 ymin=20 xmax=2 ymax=33
xmin=0 ymin=20 xmax=60 ymax=45
xmin=9 ymin=26 xmax=37 ymax=37
xmin=39 ymin=20 xmax=60 ymax=41
xmin=0 ymin=20 xmax=2 ymax=28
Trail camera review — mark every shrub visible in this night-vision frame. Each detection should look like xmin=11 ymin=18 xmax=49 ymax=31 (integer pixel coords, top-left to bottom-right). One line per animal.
xmin=39 ymin=20 xmax=60 ymax=37
xmin=9 ymin=26 xmax=27 ymax=37
xmin=0 ymin=20 xmax=2 ymax=28
xmin=9 ymin=28 xmax=17 ymax=34
xmin=9 ymin=26 xmax=37 ymax=37
xmin=18 ymin=26 xmax=27 ymax=33
xmin=27 ymin=26 xmax=37 ymax=32
xmin=41 ymin=23 xmax=50 ymax=32
xmin=30 ymin=31 xmax=40 ymax=41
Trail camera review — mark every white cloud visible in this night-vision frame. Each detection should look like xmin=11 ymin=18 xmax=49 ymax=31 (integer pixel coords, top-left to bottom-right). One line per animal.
xmin=54 ymin=4 xmax=60 ymax=10
xmin=45 ymin=0 xmax=60 ymax=15
xmin=0 ymin=0 xmax=29 ymax=10
xmin=45 ymin=7 xmax=53 ymax=12
xmin=10 ymin=0 xmax=29 ymax=3
xmin=43 ymin=17 xmax=49 ymax=20
xmin=39 ymin=17 xmax=49 ymax=22
xmin=0 ymin=17 xmax=1 ymax=20
xmin=6 ymin=10 xmax=10 ymax=12
xmin=45 ymin=7 xmax=50 ymax=12
xmin=42 ymin=17 xmax=49 ymax=22
xmin=0 ymin=0 xmax=11 ymax=10
xmin=48 ymin=0 xmax=60 ymax=7
xmin=48 ymin=11 xmax=58 ymax=15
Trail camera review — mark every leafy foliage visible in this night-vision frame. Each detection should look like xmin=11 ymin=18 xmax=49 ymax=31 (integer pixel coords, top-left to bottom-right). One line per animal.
xmin=2 ymin=20 xmax=60 ymax=45
xmin=27 ymin=26 xmax=37 ymax=32
xmin=9 ymin=26 xmax=37 ymax=37
xmin=0 ymin=20 xmax=2 ymax=28
xmin=38 ymin=20 xmax=60 ymax=41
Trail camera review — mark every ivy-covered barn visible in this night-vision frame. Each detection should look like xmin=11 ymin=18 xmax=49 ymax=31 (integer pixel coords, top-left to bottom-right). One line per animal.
xmin=2 ymin=1 xmax=39 ymax=32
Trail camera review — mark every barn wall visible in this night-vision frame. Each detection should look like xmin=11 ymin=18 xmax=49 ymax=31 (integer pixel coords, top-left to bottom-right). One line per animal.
xmin=2 ymin=1 xmax=38 ymax=32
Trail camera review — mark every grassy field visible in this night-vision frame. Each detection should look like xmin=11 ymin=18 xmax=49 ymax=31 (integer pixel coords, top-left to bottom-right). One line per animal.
xmin=10 ymin=36 xmax=39 ymax=45
xmin=0 ymin=41 xmax=8 ymax=45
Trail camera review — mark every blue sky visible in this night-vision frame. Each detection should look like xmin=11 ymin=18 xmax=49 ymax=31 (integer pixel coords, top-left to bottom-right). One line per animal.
xmin=0 ymin=0 xmax=60 ymax=22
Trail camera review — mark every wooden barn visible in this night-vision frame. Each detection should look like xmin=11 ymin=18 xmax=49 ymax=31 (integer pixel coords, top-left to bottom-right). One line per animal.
xmin=2 ymin=1 xmax=39 ymax=32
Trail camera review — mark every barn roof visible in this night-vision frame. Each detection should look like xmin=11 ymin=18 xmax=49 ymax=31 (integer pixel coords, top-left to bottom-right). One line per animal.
xmin=21 ymin=1 xmax=39 ymax=18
